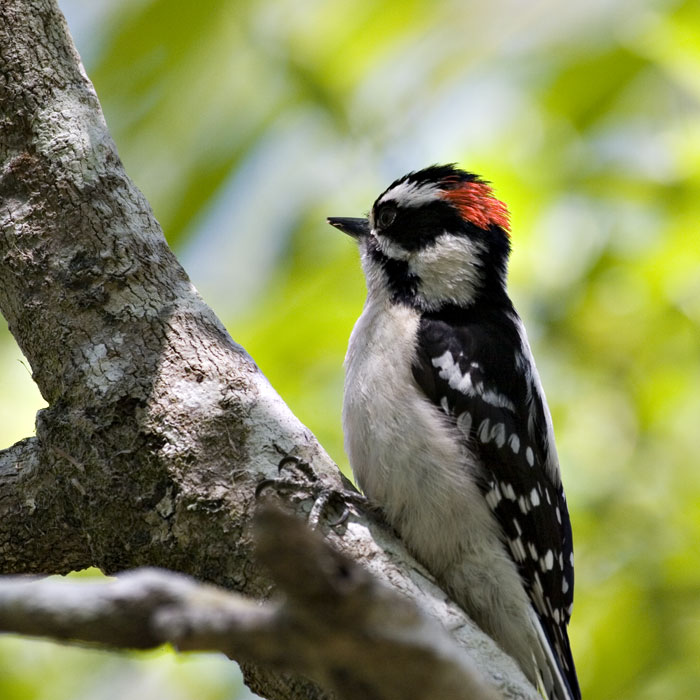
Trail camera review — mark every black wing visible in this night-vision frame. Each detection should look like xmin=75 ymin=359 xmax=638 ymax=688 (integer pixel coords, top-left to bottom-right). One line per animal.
xmin=413 ymin=306 xmax=579 ymax=699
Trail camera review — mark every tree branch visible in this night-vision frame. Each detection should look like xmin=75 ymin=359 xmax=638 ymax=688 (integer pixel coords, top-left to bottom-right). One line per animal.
xmin=0 ymin=508 xmax=503 ymax=700
xmin=0 ymin=1 xmax=539 ymax=699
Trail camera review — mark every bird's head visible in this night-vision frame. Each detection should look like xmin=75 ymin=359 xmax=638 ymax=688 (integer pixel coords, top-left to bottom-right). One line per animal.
xmin=328 ymin=164 xmax=512 ymax=311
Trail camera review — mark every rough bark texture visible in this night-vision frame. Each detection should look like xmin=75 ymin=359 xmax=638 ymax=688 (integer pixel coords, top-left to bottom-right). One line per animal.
xmin=0 ymin=1 xmax=539 ymax=699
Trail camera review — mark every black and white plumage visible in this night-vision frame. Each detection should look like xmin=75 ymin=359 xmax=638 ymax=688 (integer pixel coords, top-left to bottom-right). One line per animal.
xmin=328 ymin=165 xmax=580 ymax=700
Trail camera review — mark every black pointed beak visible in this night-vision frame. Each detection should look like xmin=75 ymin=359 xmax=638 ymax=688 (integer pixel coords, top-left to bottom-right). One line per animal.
xmin=327 ymin=216 xmax=369 ymax=239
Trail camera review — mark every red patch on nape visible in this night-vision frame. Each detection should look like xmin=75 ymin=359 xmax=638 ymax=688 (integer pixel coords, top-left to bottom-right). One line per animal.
xmin=440 ymin=179 xmax=510 ymax=234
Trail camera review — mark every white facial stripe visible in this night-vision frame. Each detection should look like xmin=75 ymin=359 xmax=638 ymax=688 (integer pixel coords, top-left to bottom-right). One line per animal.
xmin=378 ymin=180 xmax=442 ymax=208
xmin=374 ymin=234 xmax=411 ymax=261
xmin=408 ymin=232 xmax=484 ymax=309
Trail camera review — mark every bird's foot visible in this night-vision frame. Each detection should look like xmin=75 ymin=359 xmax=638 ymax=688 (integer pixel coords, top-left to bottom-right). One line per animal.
xmin=256 ymin=455 xmax=368 ymax=530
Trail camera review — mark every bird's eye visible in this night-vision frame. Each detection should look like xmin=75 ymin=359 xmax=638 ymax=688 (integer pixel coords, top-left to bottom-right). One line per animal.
xmin=377 ymin=206 xmax=396 ymax=229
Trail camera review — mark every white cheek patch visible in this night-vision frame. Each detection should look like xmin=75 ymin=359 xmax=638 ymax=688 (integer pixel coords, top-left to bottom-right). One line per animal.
xmin=378 ymin=180 xmax=442 ymax=208
xmin=409 ymin=232 xmax=485 ymax=308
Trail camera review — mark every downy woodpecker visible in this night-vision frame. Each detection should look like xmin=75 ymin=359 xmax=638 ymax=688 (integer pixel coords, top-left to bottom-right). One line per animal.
xmin=328 ymin=164 xmax=580 ymax=700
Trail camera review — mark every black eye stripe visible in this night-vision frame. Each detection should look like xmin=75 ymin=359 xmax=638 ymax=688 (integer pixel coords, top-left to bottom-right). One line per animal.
xmin=371 ymin=198 xmax=477 ymax=252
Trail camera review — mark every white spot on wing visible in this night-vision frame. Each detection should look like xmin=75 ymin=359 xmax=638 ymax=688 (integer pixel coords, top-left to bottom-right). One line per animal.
xmin=508 ymin=433 xmax=520 ymax=453
xmin=485 ymin=483 xmax=502 ymax=509
xmin=478 ymin=418 xmax=491 ymax=443
xmin=510 ymin=537 xmax=527 ymax=562
xmin=525 ymin=446 xmax=534 ymax=467
xmin=544 ymin=549 xmax=554 ymax=570
xmin=530 ymin=487 xmax=540 ymax=507
xmin=483 ymin=387 xmax=515 ymax=411
xmin=501 ymin=482 xmax=516 ymax=500
xmin=531 ymin=572 xmax=547 ymax=615
xmin=455 ymin=368 xmax=474 ymax=393
xmin=431 ymin=351 xmax=515 ymax=411
xmin=491 ymin=422 xmax=506 ymax=447
xmin=456 ymin=411 xmax=472 ymax=436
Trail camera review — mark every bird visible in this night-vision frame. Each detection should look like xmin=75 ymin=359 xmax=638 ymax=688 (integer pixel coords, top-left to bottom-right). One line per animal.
xmin=327 ymin=164 xmax=580 ymax=700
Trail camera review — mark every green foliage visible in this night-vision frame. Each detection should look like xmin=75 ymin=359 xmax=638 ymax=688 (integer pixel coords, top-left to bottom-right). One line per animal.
xmin=0 ymin=636 xmax=248 ymax=700
xmin=2 ymin=0 xmax=699 ymax=697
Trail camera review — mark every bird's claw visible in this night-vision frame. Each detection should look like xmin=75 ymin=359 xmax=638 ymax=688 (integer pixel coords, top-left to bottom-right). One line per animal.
xmin=256 ymin=454 xmax=367 ymax=530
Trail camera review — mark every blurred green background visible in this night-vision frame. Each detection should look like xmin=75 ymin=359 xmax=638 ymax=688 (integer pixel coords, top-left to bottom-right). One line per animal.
xmin=1 ymin=0 xmax=699 ymax=698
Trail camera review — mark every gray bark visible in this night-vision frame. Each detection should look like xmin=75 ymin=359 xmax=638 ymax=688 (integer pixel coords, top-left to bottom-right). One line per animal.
xmin=0 ymin=1 xmax=539 ymax=699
